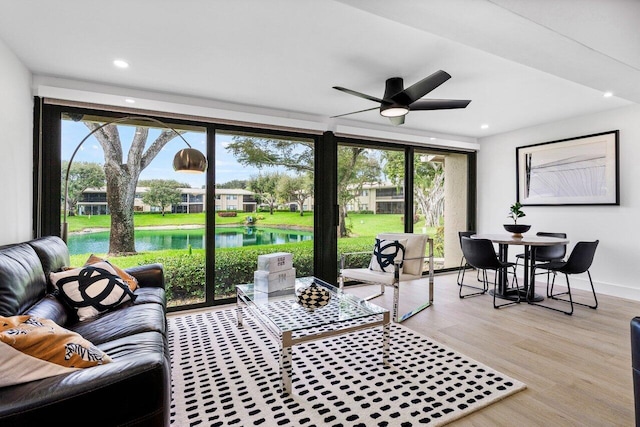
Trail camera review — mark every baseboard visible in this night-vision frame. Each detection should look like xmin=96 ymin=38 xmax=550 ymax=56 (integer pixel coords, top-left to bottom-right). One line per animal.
xmin=555 ymin=276 xmax=640 ymax=302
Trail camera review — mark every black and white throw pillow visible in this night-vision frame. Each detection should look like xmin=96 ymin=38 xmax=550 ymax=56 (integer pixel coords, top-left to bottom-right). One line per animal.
xmin=50 ymin=261 xmax=136 ymax=321
xmin=369 ymin=238 xmax=407 ymax=273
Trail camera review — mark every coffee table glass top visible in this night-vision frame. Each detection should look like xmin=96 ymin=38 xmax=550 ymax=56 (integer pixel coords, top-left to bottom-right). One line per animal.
xmin=236 ymin=276 xmax=387 ymax=334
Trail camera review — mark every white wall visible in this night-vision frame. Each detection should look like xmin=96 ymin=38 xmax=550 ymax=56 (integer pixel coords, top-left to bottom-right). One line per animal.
xmin=0 ymin=38 xmax=32 ymax=244
xmin=477 ymin=103 xmax=640 ymax=300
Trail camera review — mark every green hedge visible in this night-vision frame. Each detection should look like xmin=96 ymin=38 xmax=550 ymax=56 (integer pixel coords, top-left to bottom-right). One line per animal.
xmin=135 ymin=239 xmax=378 ymax=303
xmin=139 ymin=235 xmax=444 ymax=304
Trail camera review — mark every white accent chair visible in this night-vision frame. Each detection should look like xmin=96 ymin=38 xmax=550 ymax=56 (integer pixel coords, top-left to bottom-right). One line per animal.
xmin=339 ymin=233 xmax=434 ymax=322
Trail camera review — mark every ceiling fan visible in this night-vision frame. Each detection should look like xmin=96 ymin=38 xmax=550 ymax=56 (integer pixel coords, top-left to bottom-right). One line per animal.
xmin=331 ymin=70 xmax=471 ymax=126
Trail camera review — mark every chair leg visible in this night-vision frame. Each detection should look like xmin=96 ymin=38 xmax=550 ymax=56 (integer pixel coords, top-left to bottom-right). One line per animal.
xmin=548 ymin=271 xmax=597 ymax=310
xmin=458 ymin=257 xmax=489 ymax=298
xmin=493 ymin=266 xmax=521 ymax=309
xmin=459 ymin=266 xmax=488 ymax=299
xmin=457 ymin=256 xmax=466 ymax=285
xmin=530 ymin=272 xmax=574 ymax=315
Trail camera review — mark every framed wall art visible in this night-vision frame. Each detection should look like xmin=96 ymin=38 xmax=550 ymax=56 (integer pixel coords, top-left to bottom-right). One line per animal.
xmin=516 ymin=130 xmax=619 ymax=206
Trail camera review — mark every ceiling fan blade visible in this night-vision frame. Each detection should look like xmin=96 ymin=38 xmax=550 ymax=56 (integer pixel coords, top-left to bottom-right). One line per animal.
xmin=409 ymin=99 xmax=471 ymax=110
xmin=332 ymin=86 xmax=387 ymax=104
xmin=392 ymin=70 xmax=451 ymax=105
xmin=389 ymin=116 xmax=405 ymax=126
xmin=330 ymin=106 xmax=380 ymax=118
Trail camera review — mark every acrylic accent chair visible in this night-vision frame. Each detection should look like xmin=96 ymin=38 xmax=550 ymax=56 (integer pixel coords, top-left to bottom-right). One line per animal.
xmin=531 ymin=240 xmax=599 ymax=315
xmin=460 ymin=236 xmax=520 ymax=309
xmin=339 ymin=233 xmax=434 ymax=323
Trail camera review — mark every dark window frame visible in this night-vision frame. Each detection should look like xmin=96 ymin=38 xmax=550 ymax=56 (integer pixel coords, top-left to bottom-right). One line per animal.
xmin=34 ymin=99 xmax=476 ymax=313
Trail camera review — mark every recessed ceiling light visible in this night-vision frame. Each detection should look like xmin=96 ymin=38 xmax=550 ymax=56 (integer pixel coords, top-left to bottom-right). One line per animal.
xmin=603 ymin=91 xmax=613 ymax=98
xmin=113 ymin=59 xmax=129 ymax=69
xmin=480 ymin=124 xmax=489 ymax=129
xmin=125 ymin=98 xmax=135 ymax=104
xmin=429 ymin=137 xmax=436 ymax=140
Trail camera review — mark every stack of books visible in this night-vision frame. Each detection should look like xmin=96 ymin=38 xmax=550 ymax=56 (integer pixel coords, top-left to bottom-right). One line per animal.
xmin=253 ymin=252 xmax=296 ymax=293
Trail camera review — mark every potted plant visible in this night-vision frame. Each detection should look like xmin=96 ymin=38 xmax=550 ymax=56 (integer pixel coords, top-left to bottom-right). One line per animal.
xmin=504 ymin=202 xmax=531 ymax=237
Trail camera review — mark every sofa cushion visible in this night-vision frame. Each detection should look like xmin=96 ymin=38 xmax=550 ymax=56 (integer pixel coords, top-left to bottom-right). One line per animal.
xmin=133 ymin=286 xmax=166 ymax=307
xmin=23 ymin=294 xmax=70 ymax=326
xmin=0 ymin=331 xmax=169 ymax=427
xmin=26 ymin=236 xmax=70 ymax=283
xmin=50 ymin=262 xmax=136 ymax=321
xmin=69 ymin=303 xmax=166 ymax=345
xmin=0 ymin=244 xmax=47 ymax=317
xmin=0 ymin=315 xmax=111 ymax=387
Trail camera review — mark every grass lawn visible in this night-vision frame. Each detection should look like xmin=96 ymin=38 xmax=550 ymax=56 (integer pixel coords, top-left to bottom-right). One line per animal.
xmin=66 ymin=211 xmax=317 ymax=232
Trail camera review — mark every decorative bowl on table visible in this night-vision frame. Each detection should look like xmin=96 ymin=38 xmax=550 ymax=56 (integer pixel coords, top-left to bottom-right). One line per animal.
xmin=296 ymin=282 xmax=331 ymax=311
xmin=503 ymin=224 xmax=531 ymax=238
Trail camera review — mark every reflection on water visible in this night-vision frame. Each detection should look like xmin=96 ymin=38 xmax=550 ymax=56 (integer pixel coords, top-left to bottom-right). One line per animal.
xmin=67 ymin=226 xmax=313 ymax=255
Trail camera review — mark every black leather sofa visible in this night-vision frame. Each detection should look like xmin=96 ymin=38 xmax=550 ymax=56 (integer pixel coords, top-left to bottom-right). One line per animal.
xmin=632 ymin=317 xmax=640 ymax=426
xmin=0 ymin=236 xmax=170 ymax=427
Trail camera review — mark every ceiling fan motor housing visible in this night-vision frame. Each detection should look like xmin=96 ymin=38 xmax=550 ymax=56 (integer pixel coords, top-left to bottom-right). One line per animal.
xmin=380 ymin=77 xmax=410 ymax=117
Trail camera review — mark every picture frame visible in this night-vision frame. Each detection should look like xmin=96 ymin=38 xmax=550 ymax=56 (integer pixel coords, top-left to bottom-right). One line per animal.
xmin=516 ymin=130 xmax=619 ymax=206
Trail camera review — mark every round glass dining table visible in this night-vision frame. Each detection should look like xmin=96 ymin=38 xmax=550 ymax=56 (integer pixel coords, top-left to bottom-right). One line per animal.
xmin=471 ymin=233 xmax=570 ymax=302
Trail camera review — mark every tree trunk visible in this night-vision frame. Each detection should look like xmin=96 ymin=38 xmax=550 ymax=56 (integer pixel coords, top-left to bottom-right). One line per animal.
xmin=86 ymin=121 xmax=182 ymax=255
xmin=105 ymin=162 xmax=138 ymax=255
xmin=339 ymin=206 xmax=348 ymax=237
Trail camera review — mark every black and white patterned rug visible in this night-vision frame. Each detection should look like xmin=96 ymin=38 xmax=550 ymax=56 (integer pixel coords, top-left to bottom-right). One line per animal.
xmin=168 ymin=309 xmax=525 ymax=426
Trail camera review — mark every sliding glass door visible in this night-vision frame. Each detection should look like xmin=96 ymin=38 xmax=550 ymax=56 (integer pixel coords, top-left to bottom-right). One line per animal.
xmin=38 ymin=100 xmax=475 ymax=313
xmin=60 ymin=112 xmax=208 ymax=308
xmin=336 ymin=143 xmax=404 ymax=267
xmin=213 ymin=130 xmax=315 ymax=299
xmin=413 ymin=150 xmax=469 ymax=270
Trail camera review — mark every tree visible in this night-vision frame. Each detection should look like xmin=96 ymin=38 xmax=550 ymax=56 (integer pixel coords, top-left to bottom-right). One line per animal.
xmin=61 ymin=161 xmax=105 ymax=216
xmin=226 ymin=137 xmax=314 ymax=173
xmin=247 ymin=172 xmax=283 ymax=214
xmin=216 ymin=179 xmax=247 ymax=189
xmin=138 ymin=179 xmax=190 ymax=188
xmin=226 ymin=137 xmax=314 ymax=215
xmin=225 ymin=136 xmax=380 ymax=236
xmin=142 ymin=180 xmax=183 ymax=216
xmin=277 ymin=174 xmax=314 ymax=216
xmin=84 ymin=121 xmax=186 ymax=255
xmin=337 ymin=147 xmax=382 ymax=236
xmin=383 ymin=151 xmax=444 ymax=227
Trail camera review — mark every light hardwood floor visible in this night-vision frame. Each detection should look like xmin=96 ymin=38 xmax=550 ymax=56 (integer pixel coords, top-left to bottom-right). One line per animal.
xmin=344 ymin=271 xmax=637 ymax=426
xmin=181 ymin=271 xmax=638 ymax=426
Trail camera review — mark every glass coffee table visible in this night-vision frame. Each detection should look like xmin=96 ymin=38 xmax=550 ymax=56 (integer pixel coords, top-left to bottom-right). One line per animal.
xmin=236 ymin=276 xmax=390 ymax=394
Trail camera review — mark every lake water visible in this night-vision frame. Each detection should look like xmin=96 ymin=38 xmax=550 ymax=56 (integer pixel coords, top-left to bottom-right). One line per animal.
xmin=67 ymin=226 xmax=313 ymax=254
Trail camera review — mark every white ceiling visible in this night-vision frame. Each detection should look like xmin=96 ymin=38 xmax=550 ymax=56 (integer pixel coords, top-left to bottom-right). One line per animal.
xmin=0 ymin=0 xmax=638 ymax=140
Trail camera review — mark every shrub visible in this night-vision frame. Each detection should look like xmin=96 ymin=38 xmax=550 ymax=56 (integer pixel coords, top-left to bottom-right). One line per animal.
xmin=215 ymin=242 xmax=314 ymax=296
xmin=144 ymin=242 xmax=316 ymax=303
xmin=358 ymin=210 xmax=374 ymax=215
xmin=148 ymin=252 xmax=206 ymax=302
xmin=217 ymin=211 xmax=237 ymax=217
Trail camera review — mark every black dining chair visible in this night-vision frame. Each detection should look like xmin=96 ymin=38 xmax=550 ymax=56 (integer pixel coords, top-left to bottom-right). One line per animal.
xmin=457 ymin=231 xmax=479 ymax=287
xmin=460 ymin=237 xmax=520 ymax=308
xmin=457 ymin=231 xmax=501 ymax=288
xmin=514 ymin=231 xmax=567 ymax=274
xmin=532 ymin=240 xmax=599 ymax=315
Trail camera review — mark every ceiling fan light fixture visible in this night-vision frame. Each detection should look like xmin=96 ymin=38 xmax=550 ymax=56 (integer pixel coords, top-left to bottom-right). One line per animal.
xmin=380 ymin=104 xmax=409 ymax=117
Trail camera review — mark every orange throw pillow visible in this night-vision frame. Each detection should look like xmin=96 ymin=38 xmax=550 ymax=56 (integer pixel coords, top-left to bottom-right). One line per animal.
xmin=0 ymin=315 xmax=112 ymax=387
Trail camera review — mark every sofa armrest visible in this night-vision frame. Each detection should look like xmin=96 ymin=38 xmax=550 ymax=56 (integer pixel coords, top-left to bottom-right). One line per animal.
xmin=126 ymin=263 xmax=165 ymax=289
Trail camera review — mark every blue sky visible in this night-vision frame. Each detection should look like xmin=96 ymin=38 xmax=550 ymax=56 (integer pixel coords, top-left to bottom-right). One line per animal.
xmin=62 ymin=120 xmax=274 ymax=188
